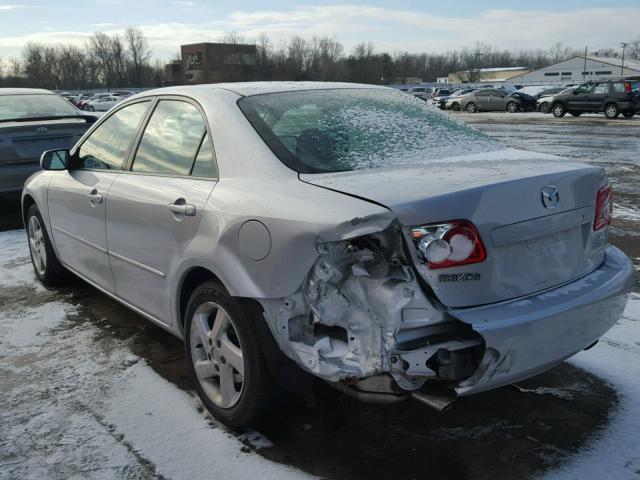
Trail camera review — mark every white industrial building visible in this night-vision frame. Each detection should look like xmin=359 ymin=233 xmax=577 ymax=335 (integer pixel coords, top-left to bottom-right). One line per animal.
xmin=507 ymin=55 xmax=640 ymax=86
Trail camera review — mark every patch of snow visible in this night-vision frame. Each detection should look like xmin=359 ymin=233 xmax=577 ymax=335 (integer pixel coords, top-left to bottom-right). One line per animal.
xmin=0 ymin=230 xmax=44 ymax=290
xmin=613 ymin=203 xmax=640 ymax=222
xmin=543 ymin=294 xmax=640 ymax=480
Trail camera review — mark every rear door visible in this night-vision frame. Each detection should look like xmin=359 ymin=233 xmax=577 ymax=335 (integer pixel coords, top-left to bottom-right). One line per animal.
xmin=47 ymin=100 xmax=151 ymax=291
xmin=489 ymin=90 xmax=507 ymax=111
xmin=105 ymin=98 xmax=218 ymax=324
xmin=474 ymin=90 xmax=491 ymax=110
xmin=587 ymin=82 xmax=608 ymax=111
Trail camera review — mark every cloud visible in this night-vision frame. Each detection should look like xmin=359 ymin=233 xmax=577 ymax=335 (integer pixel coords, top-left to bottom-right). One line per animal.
xmin=0 ymin=4 xmax=27 ymax=10
xmin=0 ymin=4 xmax=638 ymax=60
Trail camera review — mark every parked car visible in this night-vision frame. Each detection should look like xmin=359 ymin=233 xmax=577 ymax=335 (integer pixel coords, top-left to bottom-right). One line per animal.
xmin=81 ymin=93 xmax=116 ymax=111
xmin=443 ymin=89 xmax=475 ymax=110
xmin=408 ymin=86 xmax=431 ymax=101
xmin=509 ymin=91 xmax=537 ymax=111
xmin=23 ymin=83 xmax=633 ymax=428
xmin=537 ymin=87 xmax=575 ymax=113
xmin=459 ymin=88 xmax=521 ymax=112
xmin=74 ymin=93 xmax=95 ymax=109
xmin=550 ymin=80 xmax=640 ymax=118
xmin=517 ymin=85 xmax=553 ymax=97
xmin=87 ymin=95 xmax=123 ymax=112
xmin=0 ymin=88 xmax=96 ymax=194
xmin=430 ymin=89 xmax=452 ymax=107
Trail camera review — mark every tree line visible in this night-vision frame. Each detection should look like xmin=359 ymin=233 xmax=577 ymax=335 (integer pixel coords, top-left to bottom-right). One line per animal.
xmin=0 ymin=27 xmax=163 ymax=90
xmin=1 ymin=28 xmax=639 ymax=89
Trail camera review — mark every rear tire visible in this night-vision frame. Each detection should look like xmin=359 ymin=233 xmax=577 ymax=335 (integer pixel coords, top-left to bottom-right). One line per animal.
xmin=26 ymin=204 xmax=68 ymax=287
xmin=184 ymin=281 xmax=282 ymax=428
xmin=604 ymin=103 xmax=619 ymax=119
xmin=466 ymin=102 xmax=477 ymax=113
xmin=552 ymin=103 xmax=566 ymax=117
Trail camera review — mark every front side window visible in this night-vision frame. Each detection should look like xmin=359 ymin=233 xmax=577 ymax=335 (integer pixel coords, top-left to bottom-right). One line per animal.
xmin=238 ymin=88 xmax=501 ymax=173
xmin=132 ymin=100 xmax=206 ymax=175
xmin=77 ymin=101 xmax=149 ymax=170
xmin=593 ymin=83 xmax=608 ymax=94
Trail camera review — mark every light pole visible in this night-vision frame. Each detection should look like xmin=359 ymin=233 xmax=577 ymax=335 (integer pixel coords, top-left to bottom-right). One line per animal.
xmin=620 ymin=42 xmax=628 ymax=76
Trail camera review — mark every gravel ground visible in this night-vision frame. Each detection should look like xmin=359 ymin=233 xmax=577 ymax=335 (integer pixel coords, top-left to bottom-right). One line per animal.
xmin=1 ymin=112 xmax=639 ymax=480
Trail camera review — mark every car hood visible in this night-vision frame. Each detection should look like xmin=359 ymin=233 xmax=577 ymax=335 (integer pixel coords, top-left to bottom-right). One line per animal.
xmin=299 ymin=148 xmax=598 ymax=226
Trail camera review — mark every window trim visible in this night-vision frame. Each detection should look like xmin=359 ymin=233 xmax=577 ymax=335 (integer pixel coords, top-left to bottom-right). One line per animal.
xmin=70 ymin=98 xmax=153 ymax=172
xmin=123 ymin=95 xmax=219 ymax=180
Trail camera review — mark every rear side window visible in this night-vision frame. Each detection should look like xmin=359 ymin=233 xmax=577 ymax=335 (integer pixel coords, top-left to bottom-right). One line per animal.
xmin=191 ymin=133 xmax=218 ymax=178
xmin=77 ymin=101 xmax=149 ymax=170
xmin=132 ymin=100 xmax=206 ymax=176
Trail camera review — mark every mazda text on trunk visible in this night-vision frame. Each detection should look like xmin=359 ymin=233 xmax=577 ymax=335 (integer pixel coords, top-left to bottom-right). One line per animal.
xmin=22 ymin=83 xmax=633 ymax=427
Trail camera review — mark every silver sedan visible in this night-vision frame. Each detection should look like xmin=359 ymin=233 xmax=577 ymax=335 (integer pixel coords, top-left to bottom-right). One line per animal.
xmin=22 ymin=82 xmax=633 ymax=427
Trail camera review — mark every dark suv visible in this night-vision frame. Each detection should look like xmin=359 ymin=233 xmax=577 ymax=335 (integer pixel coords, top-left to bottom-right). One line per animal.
xmin=550 ymin=79 xmax=640 ymax=119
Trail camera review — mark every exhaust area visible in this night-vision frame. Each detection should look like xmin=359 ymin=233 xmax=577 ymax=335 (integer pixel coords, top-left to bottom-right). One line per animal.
xmin=410 ymin=390 xmax=457 ymax=412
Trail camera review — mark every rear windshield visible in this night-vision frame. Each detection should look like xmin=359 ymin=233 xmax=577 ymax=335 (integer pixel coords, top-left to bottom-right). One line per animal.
xmin=0 ymin=94 xmax=79 ymax=121
xmin=238 ymin=88 xmax=501 ymax=173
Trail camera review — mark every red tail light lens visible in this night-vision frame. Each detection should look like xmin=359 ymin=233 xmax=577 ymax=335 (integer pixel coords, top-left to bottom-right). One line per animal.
xmin=625 ymin=82 xmax=631 ymax=94
xmin=594 ymin=184 xmax=613 ymax=231
xmin=410 ymin=220 xmax=486 ymax=269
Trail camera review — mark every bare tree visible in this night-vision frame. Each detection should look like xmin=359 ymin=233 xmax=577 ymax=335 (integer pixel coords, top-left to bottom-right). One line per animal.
xmin=125 ymin=26 xmax=152 ymax=86
xmin=221 ymin=31 xmax=246 ymax=45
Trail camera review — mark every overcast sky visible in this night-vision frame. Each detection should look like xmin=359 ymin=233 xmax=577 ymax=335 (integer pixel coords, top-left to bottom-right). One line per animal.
xmin=0 ymin=0 xmax=638 ymax=61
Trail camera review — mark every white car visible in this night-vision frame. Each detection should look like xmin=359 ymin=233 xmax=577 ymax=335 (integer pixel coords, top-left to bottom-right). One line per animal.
xmin=88 ymin=95 xmax=123 ymax=112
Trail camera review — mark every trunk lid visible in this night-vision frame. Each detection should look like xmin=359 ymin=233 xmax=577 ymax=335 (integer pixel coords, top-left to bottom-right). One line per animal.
xmin=0 ymin=117 xmax=92 ymax=166
xmin=300 ymin=149 xmax=608 ymax=308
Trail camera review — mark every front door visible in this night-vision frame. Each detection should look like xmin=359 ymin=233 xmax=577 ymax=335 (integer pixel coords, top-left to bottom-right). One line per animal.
xmin=106 ymin=99 xmax=218 ymax=324
xmin=567 ymin=83 xmax=593 ymax=111
xmin=48 ymin=100 xmax=151 ymax=291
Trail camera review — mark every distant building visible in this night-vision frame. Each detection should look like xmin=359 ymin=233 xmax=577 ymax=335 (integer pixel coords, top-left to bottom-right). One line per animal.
xmin=164 ymin=42 xmax=268 ymax=85
xmin=506 ymin=54 xmax=640 ymax=86
xmin=447 ymin=67 xmax=530 ymax=84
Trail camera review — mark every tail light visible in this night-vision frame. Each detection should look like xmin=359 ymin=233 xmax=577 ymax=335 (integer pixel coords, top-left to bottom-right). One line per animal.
xmin=594 ymin=184 xmax=613 ymax=231
xmin=410 ymin=220 xmax=486 ymax=269
xmin=625 ymin=82 xmax=631 ymax=94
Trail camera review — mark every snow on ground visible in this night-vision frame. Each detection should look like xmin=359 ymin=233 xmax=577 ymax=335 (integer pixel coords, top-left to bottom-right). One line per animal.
xmin=0 ymin=230 xmax=313 ymax=480
xmin=0 ymin=227 xmax=639 ymax=479
xmin=543 ymin=293 xmax=640 ymax=480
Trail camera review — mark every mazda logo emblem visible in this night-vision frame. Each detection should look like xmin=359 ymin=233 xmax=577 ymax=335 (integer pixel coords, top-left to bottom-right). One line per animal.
xmin=541 ymin=185 xmax=560 ymax=209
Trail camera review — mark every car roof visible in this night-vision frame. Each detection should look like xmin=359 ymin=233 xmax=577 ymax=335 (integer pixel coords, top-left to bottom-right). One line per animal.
xmin=0 ymin=88 xmax=54 ymax=96
xmin=138 ymin=81 xmax=392 ymax=99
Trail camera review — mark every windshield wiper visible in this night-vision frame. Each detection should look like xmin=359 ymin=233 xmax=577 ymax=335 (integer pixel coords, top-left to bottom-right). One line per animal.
xmin=0 ymin=114 xmax=97 ymax=124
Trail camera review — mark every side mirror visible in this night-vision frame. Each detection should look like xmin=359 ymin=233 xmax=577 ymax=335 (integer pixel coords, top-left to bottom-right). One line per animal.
xmin=40 ymin=149 xmax=69 ymax=171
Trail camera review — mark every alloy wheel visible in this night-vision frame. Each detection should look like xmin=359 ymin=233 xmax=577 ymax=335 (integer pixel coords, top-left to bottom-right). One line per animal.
xmin=189 ymin=301 xmax=245 ymax=409
xmin=28 ymin=215 xmax=47 ymax=276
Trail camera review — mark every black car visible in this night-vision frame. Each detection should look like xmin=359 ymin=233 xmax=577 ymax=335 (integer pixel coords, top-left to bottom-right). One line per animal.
xmin=0 ymin=88 xmax=96 ymax=194
xmin=509 ymin=92 xmax=537 ymax=111
xmin=550 ymin=79 xmax=640 ymax=119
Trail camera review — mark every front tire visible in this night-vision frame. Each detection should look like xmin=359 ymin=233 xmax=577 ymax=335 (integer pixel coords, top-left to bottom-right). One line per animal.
xmin=506 ymin=101 xmax=518 ymax=113
xmin=26 ymin=204 xmax=68 ymax=286
xmin=604 ymin=103 xmax=619 ymax=119
xmin=451 ymin=102 xmax=460 ymax=111
xmin=466 ymin=102 xmax=477 ymax=113
xmin=622 ymin=111 xmax=635 ymax=118
xmin=552 ymin=103 xmax=566 ymax=117
xmin=184 ymin=281 xmax=281 ymax=428
xmin=539 ymin=102 xmax=550 ymax=113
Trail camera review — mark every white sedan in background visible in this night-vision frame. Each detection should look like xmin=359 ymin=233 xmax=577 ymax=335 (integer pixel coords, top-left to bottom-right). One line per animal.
xmin=87 ymin=95 xmax=123 ymax=112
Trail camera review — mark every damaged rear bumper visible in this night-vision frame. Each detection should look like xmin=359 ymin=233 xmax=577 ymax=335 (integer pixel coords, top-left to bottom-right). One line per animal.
xmin=450 ymin=245 xmax=634 ymax=396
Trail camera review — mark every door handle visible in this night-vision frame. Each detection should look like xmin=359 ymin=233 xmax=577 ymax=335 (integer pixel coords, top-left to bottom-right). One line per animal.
xmin=167 ymin=200 xmax=196 ymax=217
xmin=88 ymin=189 xmax=102 ymax=204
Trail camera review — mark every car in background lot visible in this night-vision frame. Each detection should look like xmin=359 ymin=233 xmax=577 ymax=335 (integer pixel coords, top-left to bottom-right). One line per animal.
xmin=81 ymin=93 xmax=116 ymax=111
xmin=509 ymin=91 xmax=537 ymax=111
xmin=537 ymin=87 xmax=575 ymax=113
xmin=460 ymin=88 xmax=521 ymax=112
xmin=408 ymin=86 xmax=431 ymax=101
xmin=86 ymin=95 xmax=123 ymax=112
xmin=0 ymin=88 xmax=95 ymax=194
xmin=517 ymin=85 xmax=553 ymax=97
xmin=443 ymin=89 xmax=475 ymax=110
xmin=550 ymin=80 xmax=640 ymax=118
xmin=430 ymin=88 xmax=452 ymax=107
xmin=22 ymin=82 xmax=633 ymax=428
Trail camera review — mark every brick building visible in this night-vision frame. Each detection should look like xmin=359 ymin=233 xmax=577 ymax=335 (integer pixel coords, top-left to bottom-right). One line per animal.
xmin=164 ymin=42 xmax=269 ymax=85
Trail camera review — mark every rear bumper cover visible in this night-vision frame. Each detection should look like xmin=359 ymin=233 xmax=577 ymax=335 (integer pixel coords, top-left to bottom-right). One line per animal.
xmin=450 ymin=245 xmax=634 ymax=396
